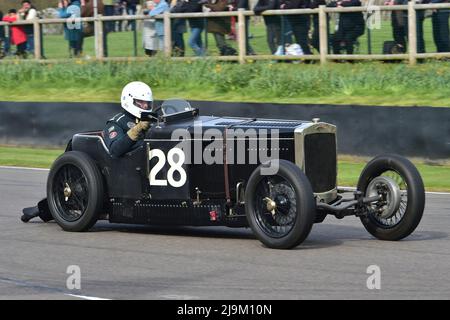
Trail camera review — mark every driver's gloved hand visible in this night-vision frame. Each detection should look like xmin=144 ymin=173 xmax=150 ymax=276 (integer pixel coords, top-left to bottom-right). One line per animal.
xmin=127 ymin=121 xmax=151 ymax=141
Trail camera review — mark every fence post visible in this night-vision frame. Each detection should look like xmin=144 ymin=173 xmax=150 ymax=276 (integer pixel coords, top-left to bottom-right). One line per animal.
xmin=33 ymin=20 xmax=41 ymax=60
xmin=238 ymin=9 xmax=246 ymax=64
xmin=319 ymin=5 xmax=328 ymax=65
xmin=97 ymin=15 xmax=104 ymax=59
xmin=408 ymin=1 xmax=417 ymax=65
xmin=164 ymin=11 xmax=172 ymax=58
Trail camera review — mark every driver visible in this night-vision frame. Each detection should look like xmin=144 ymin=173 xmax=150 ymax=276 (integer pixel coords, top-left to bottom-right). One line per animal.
xmin=103 ymin=81 xmax=153 ymax=157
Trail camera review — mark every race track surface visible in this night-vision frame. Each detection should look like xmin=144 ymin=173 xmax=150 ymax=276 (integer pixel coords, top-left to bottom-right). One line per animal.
xmin=0 ymin=167 xmax=449 ymax=300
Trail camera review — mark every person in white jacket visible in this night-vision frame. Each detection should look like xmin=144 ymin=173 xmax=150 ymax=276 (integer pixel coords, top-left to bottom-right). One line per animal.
xmin=143 ymin=0 xmax=170 ymax=56
xmin=18 ymin=0 xmax=38 ymax=56
xmin=142 ymin=1 xmax=158 ymax=56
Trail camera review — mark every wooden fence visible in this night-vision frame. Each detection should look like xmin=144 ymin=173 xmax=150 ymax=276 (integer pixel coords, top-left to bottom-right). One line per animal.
xmin=0 ymin=3 xmax=449 ymax=64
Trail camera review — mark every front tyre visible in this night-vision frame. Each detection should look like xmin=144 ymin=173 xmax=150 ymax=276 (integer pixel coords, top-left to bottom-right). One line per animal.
xmin=357 ymin=154 xmax=425 ymax=241
xmin=245 ymin=160 xmax=316 ymax=249
xmin=47 ymin=151 xmax=104 ymax=232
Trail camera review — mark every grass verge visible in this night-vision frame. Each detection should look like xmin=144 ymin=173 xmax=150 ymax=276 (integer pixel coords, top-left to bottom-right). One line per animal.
xmin=0 ymin=60 xmax=449 ymax=107
xmin=0 ymin=145 xmax=63 ymax=168
xmin=1 ymin=146 xmax=449 ymax=192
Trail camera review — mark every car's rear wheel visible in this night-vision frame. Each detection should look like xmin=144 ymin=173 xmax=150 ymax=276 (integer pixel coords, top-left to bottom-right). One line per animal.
xmin=357 ymin=154 xmax=425 ymax=241
xmin=245 ymin=160 xmax=316 ymax=249
xmin=47 ymin=151 xmax=104 ymax=232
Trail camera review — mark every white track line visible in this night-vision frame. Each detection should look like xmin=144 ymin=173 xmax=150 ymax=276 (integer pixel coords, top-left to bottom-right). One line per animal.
xmin=1 ymin=166 xmax=449 ymax=195
xmin=423 ymin=191 xmax=450 ymax=195
xmin=65 ymin=294 xmax=111 ymax=300
xmin=0 ymin=277 xmax=110 ymax=300
xmin=0 ymin=166 xmax=49 ymax=172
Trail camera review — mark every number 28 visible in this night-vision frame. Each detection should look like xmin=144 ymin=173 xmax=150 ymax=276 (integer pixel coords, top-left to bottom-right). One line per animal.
xmin=149 ymin=148 xmax=187 ymax=188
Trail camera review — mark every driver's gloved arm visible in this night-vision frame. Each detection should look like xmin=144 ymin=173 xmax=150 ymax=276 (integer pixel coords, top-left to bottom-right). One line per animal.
xmin=127 ymin=121 xmax=150 ymax=141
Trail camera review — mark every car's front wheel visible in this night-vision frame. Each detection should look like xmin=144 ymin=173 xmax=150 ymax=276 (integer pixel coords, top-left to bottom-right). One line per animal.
xmin=245 ymin=160 xmax=316 ymax=249
xmin=47 ymin=151 xmax=104 ymax=232
xmin=357 ymin=154 xmax=425 ymax=241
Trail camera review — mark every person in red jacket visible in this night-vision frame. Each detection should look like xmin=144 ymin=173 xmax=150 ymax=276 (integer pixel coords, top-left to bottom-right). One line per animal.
xmin=2 ymin=9 xmax=27 ymax=58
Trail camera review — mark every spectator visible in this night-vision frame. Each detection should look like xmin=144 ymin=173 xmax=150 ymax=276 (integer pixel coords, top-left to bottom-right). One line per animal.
xmin=182 ymin=0 xmax=205 ymax=56
xmin=431 ymin=0 xmax=449 ymax=53
xmin=171 ymin=0 xmax=187 ymax=57
xmin=142 ymin=1 xmax=158 ymax=56
xmin=0 ymin=11 xmax=3 ymax=37
xmin=79 ymin=0 xmax=106 ymax=55
xmin=237 ymin=0 xmax=256 ymax=55
xmin=385 ymin=0 xmax=427 ymax=54
xmin=0 ymin=11 xmax=11 ymax=57
xmin=385 ymin=0 xmax=408 ymax=51
xmin=125 ymin=0 xmax=139 ymax=31
xmin=227 ymin=0 xmax=237 ymax=40
xmin=203 ymin=0 xmax=237 ymax=55
xmin=2 ymin=9 xmax=27 ymax=58
xmin=102 ymin=0 xmax=116 ymax=57
xmin=328 ymin=0 xmax=365 ymax=55
xmin=58 ymin=0 xmax=84 ymax=58
xmin=171 ymin=0 xmax=205 ymax=56
xmin=103 ymin=0 xmax=116 ymax=34
xmin=310 ymin=0 xmax=325 ymax=52
xmin=280 ymin=0 xmax=312 ymax=55
xmin=143 ymin=0 xmax=170 ymax=53
xmin=18 ymin=1 xmax=38 ymax=57
xmin=0 ymin=10 xmax=5 ymax=58
xmin=81 ymin=0 xmax=105 ymax=16
xmin=254 ymin=0 xmax=282 ymax=54
xmin=414 ymin=0 xmax=427 ymax=54
xmin=115 ymin=0 xmax=126 ymax=31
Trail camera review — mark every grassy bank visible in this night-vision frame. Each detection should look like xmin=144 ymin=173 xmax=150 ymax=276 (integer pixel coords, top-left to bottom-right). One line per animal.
xmin=0 ymin=145 xmax=63 ymax=168
xmin=0 ymin=60 xmax=449 ymax=106
xmin=1 ymin=146 xmax=449 ymax=192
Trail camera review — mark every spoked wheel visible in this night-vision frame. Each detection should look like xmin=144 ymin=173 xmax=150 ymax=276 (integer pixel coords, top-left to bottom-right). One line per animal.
xmin=358 ymin=154 xmax=425 ymax=240
xmin=47 ymin=151 xmax=104 ymax=232
xmin=254 ymin=177 xmax=297 ymax=238
xmin=53 ymin=164 xmax=89 ymax=222
xmin=245 ymin=160 xmax=316 ymax=249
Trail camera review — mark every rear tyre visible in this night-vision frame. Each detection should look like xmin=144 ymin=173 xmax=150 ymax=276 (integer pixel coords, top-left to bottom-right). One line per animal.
xmin=47 ymin=151 xmax=104 ymax=232
xmin=245 ymin=160 xmax=316 ymax=249
xmin=357 ymin=154 xmax=425 ymax=241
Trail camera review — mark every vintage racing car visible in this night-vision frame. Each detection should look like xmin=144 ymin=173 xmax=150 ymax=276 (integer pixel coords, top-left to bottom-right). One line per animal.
xmin=22 ymin=100 xmax=425 ymax=249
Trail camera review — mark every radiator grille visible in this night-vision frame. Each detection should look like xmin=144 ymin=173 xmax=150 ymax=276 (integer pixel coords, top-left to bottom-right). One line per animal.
xmin=304 ymin=133 xmax=337 ymax=193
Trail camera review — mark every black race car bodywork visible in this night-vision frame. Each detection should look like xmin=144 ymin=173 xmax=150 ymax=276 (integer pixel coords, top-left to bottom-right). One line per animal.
xmin=22 ymin=100 xmax=426 ymax=249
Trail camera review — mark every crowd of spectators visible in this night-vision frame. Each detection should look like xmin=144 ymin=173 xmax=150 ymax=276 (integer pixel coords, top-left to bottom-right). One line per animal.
xmin=0 ymin=0 xmax=448 ymax=59
xmin=141 ymin=0 xmax=448 ymax=58
xmin=1 ymin=1 xmax=38 ymax=58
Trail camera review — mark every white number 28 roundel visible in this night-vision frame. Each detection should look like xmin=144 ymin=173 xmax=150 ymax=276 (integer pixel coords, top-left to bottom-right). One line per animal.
xmin=149 ymin=148 xmax=187 ymax=188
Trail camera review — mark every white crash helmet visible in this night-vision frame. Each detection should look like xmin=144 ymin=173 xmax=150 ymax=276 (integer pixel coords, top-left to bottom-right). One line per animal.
xmin=121 ymin=81 xmax=153 ymax=119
